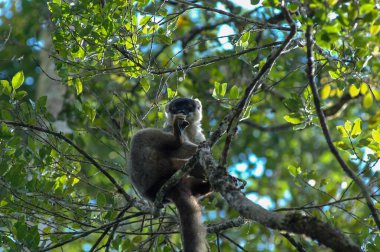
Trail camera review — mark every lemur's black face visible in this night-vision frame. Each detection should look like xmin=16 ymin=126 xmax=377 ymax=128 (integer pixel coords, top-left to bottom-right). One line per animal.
xmin=168 ymin=98 xmax=196 ymax=115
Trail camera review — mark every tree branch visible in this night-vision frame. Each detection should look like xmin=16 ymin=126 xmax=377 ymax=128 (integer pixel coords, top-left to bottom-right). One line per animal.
xmin=210 ymin=5 xmax=297 ymax=169
xmin=305 ymin=25 xmax=380 ymax=231
xmin=198 ymin=143 xmax=362 ymax=252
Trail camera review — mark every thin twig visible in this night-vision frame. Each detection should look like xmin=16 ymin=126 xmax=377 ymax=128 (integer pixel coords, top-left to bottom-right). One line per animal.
xmin=1 ymin=120 xmax=132 ymax=202
xmin=282 ymin=233 xmax=306 ymax=252
xmin=175 ymin=0 xmax=291 ymax=31
xmin=40 ymin=213 xmax=144 ymax=251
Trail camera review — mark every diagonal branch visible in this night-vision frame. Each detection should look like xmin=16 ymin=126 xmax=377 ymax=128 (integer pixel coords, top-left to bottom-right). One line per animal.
xmin=210 ymin=5 xmax=297 ymax=166
xmin=305 ymin=25 xmax=380 ymax=230
xmin=154 ymin=1 xmax=297 ymax=217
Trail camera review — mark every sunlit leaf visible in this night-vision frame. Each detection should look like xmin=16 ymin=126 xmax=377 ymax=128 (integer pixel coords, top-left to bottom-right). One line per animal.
xmin=327 ymin=0 xmax=338 ymax=5
xmin=370 ymin=24 xmax=380 ymax=35
xmin=12 ymin=71 xmax=24 ymax=90
xmin=228 ymin=85 xmax=239 ymax=99
xmin=351 ymin=118 xmax=361 ymax=138
xmin=167 ymin=87 xmax=176 ymax=98
xmin=284 ymin=113 xmax=303 ymax=124
xmin=349 ymin=84 xmax=360 ymax=97
xmin=336 ymin=125 xmax=349 ymax=138
xmin=220 ymin=83 xmax=227 ymax=97
xmin=212 ymin=82 xmax=220 ymax=99
xmin=241 ymin=32 xmax=250 ymax=44
xmin=372 ymin=130 xmax=380 ymax=144
xmin=140 ymin=79 xmax=150 ymax=92
xmin=321 ymin=84 xmax=331 ymax=99
xmin=360 ymin=83 xmax=369 ymax=94
xmin=336 ymin=88 xmax=344 ymax=97
xmin=363 ymin=93 xmax=373 ymax=109
xmin=344 ymin=120 xmax=352 ymax=132
xmin=288 ymin=165 xmax=301 ymax=177
xmin=328 ymin=70 xmax=340 ymax=79
xmin=75 ymin=78 xmax=83 ymax=95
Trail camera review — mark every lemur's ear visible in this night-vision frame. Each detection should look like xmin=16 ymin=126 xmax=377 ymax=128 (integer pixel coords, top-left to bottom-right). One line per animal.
xmin=165 ymin=102 xmax=170 ymax=113
xmin=194 ymin=98 xmax=202 ymax=110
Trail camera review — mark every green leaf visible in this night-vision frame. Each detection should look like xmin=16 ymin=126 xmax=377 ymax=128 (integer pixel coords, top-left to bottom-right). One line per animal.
xmin=1 ymin=80 xmax=11 ymax=96
xmin=358 ymin=138 xmax=371 ymax=147
xmin=97 ymin=192 xmax=107 ymax=208
xmin=363 ymin=93 xmax=373 ymax=109
xmin=37 ymin=96 xmax=47 ymax=109
xmin=321 ymin=84 xmax=331 ymax=99
xmin=140 ymin=79 xmax=150 ymax=92
xmin=327 ymin=0 xmax=338 ymax=5
xmin=0 ymin=123 xmax=13 ymax=139
xmin=336 ymin=125 xmax=349 ymax=138
xmin=28 ymin=225 xmax=40 ymax=249
xmin=328 ymin=70 xmax=340 ymax=79
xmin=12 ymin=71 xmax=24 ymax=90
xmin=75 ymin=78 xmax=83 ymax=95
xmin=167 ymin=87 xmax=176 ymax=98
xmin=370 ymin=24 xmax=380 ymax=35
xmin=288 ymin=3 xmax=298 ymax=12
xmin=335 ymin=141 xmax=351 ymax=150
xmin=320 ymin=178 xmax=329 ymax=187
xmin=156 ymin=35 xmax=172 ymax=45
xmin=372 ymin=130 xmax=380 ymax=144
xmin=239 ymin=32 xmax=251 ymax=48
xmin=283 ymin=95 xmax=302 ymax=112
xmin=213 ymin=82 xmax=227 ymax=98
xmin=250 ymin=0 xmax=260 ymax=5
xmin=228 ymin=85 xmax=239 ymax=99
xmin=139 ymin=16 xmax=151 ymax=26
xmin=351 ymin=118 xmax=361 ymax=138
xmin=363 ymin=10 xmax=378 ymax=22
xmin=213 ymin=82 xmax=220 ymax=98
xmin=344 ymin=120 xmax=352 ymax=132
xmin=220 ymin=83 xmax=227 ymax=97
xmin=360 ymin=83 xmax=368 ymax=95
xmin=88 ymin=108 xmax=96 ymax=123
xmin=283 ymin=113 xmax=303 ymax=124
xmin=349 ymin=84 xmax=360 ymax=97
xmin=288 ymin=165 xmax=301 ymax=177
xmin=14 ymin=90 xmax=28 ymax=100
xmin=14 ymin=221 xmax=28 ymax=241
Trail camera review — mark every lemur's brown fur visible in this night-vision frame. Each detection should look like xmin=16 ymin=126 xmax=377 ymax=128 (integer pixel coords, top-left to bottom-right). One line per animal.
xmin=130 ymin=98 xmax=210 ymax=252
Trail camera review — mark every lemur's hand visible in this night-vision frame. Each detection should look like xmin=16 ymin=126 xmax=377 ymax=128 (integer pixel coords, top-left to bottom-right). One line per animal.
xmin=174 ymin=114 xmax=189 ymax=132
